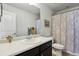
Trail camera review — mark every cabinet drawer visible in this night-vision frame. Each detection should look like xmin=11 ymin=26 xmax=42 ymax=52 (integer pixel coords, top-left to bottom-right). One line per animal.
xmin=16 ymin=46 xmax=39 ymax=56
xmin=40 ymin=40 xmax=52 ymax=52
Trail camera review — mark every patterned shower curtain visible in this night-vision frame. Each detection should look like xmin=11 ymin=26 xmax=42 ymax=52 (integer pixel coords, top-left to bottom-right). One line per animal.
xmin=52 ymin=15 xmax=61 ymax=43
xmin=74 ymin=10 xmax=79 ymax=54
xmin=66 ymin=11 xmax=75 ymax=53
xmin=52 ymin=10 xmax=79 ymax=55
xmin=60 ymin=13 xmax=66 ymax=48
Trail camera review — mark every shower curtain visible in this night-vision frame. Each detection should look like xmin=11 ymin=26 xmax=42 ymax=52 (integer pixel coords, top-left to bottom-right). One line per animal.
xmin=66 ymin=11 xmax=75 ymax=53
xmin=52 ymin=16 xmax=56 ymax=41
xmin=52 ymin=15 xmax=61 ymax=43
xmin=74 ymin=10 xmax=79 ymax=54
xmin=60 ymin=13 xmax=66 ymax=49
xmin=52 ymin=9 xmax=79 ymax=55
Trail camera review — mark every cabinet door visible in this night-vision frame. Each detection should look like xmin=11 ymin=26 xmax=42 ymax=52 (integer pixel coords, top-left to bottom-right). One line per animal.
xmin=60 ymin=13 xmax=67 ymax=47
xmin=74 ymin=10 xmax=79 ymax=54
xmin=40 ymin=41 xmax=52 ymax=52
xmin=66 ymin=11 xmax=74 ymax=53
xmin=41 ymin=47 xmax=52 ymax=56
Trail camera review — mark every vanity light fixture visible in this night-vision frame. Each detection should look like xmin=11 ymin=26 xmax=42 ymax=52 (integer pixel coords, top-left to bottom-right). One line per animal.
xmin=28 ymin=3 xmax=40 ymax=8
xmin=28 ymin=3 xmax=37 ymax=6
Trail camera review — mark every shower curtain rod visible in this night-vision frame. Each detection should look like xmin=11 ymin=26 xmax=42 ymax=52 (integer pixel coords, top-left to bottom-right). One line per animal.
xmin=53 ymin=6 xmax=79 ymax=16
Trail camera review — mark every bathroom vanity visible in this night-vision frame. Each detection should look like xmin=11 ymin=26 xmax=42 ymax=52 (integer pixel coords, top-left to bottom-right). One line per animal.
xmin=0 ymin=36 xmax=52 ymax=56
xmin=16 ymin=40 xmax=52 ymax=56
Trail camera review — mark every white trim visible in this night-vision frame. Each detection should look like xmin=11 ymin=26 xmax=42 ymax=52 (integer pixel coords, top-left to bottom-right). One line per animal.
xmin=55 ymin=5 xmax=79 ymax=15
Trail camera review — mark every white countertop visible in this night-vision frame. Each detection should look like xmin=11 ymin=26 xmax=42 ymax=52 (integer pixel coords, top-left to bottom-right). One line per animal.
xmin=0 ymin=36 xmax=52 ymax=56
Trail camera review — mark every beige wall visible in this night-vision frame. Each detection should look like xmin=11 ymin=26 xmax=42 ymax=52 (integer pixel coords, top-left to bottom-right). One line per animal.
xmin=40 ymin=4 xmax=54 ymax=36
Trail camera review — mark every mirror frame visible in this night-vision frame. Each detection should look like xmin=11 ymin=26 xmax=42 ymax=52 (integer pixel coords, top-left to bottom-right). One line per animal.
xmin=0 ymin=3 xmax=3 ymax=22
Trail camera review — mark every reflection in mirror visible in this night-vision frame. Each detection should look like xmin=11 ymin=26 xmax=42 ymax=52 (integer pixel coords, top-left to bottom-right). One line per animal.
xmin=0 ymin=3 xmax=40 ymax=41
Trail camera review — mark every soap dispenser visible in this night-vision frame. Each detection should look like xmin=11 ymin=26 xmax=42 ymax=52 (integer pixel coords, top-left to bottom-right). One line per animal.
xmin=28 ymin=27 xmax=31 ymax=35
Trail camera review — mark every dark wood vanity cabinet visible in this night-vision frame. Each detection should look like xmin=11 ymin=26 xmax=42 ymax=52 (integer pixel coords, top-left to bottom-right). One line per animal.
xmin=40 ymin=47 xmax=52 ymax=56
xmin=16 ymin=40 xmax=52 ymax=56
xmin=39 ymin=41 xmax=52 ymax=56
xmin=16 ymin=46 xmax=39 ymax=56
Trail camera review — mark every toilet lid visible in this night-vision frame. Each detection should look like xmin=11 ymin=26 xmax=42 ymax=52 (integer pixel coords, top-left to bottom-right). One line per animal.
xmin=52 ymin=43 xmax=64 ymax=50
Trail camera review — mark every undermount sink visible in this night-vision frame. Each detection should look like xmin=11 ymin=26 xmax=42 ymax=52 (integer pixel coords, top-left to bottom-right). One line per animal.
xmin=25 ymin=38 xmax=41 ymax=44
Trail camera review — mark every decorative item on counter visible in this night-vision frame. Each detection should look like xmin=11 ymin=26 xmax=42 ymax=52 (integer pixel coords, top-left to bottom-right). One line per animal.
xmin=44 ymin=19 xmax=50 ymax=27
xmin=6 ymin=35 xmax=13 ymax=43
xmin=31 ymin=27 xmax=37 ymax=35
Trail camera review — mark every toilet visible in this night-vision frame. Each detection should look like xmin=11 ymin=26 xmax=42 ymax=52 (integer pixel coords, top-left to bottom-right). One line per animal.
xmin=52 ymin=43 xmax=64 ymax=56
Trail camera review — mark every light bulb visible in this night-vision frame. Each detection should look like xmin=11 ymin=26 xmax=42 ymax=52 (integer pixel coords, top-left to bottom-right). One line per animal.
xmin=28 ymin=3 xmax=37 ymax=6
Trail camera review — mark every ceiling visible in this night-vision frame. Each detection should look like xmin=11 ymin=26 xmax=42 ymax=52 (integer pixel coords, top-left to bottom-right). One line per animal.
xmin=6 ymin=3 xmax=79 ymax=15
xmin=43 ymin=3 xmax=79 ymax=12
xmin=6 ymin=3 xmax=40 ymax=15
